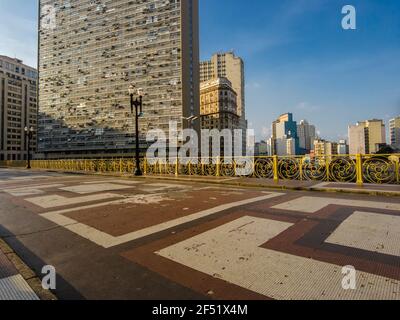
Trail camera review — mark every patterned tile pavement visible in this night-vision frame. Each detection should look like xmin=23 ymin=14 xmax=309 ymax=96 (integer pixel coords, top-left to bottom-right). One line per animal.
xmin=0 ymin=169 xmax=399 ymax=300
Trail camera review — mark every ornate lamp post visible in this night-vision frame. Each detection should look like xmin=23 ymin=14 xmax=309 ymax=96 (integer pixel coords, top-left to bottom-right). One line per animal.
xmin=129 ymin=85 xmax=144 ymax=176
xmin=24 ymin=126 xmax=34 ymax=169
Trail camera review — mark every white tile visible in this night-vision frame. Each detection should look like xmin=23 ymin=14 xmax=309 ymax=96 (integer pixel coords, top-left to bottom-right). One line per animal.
xmin=158 ymin=216 xmax=400 ymax=300
xmin=60 ymin=183 xmax=133 ymax=194
xmin=83 ymin=180 xmax=141 ymax=185
xmin=326 ymin=211 xmax=400 ymax=257
xmin=27 ymin=193 xmax=121 ymax=208
xmin=4 ymin=184 xmax=65 ymax=197
xmin=272 ymin=197 xmax=400 ymax=213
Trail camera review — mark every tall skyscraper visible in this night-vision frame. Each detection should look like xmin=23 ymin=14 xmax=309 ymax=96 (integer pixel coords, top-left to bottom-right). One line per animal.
xmin=297 ymin=119 xmax=316 ymax=154
xmin=389 ymin=116 xmax=400 ymax=149
xmin=38 ymin=0 xmax=199 ymax=158
xmin=348 ymin=119 xmax=386 ymax=154
xmin=0 ymin=56 xmax=38 ymax=161
xmin=269 ymin=113 xmax=300 ymax=156
xmin=200 ymin=52 xmax=247 ymax=151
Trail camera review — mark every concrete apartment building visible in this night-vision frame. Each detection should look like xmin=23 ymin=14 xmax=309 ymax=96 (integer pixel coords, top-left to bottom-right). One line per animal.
xmin=389 ymin=116 xmax=400 ymax=149
xmin=0 ymin=56 xmax=38 ymax=161
xmin=314 ymin=139 xmax=338 ymax=160
xmin=297 ymin=119 xmax=316 ymax=155
xmin=348 ymin=119 xmax=386 ymax=154
xmin=200 ymin=78 xmax=240 ymax=156
xmin=200 ymin=52 xmax=247 ymax=150
xmin=38 ymin=0 xmax=199 ymax=158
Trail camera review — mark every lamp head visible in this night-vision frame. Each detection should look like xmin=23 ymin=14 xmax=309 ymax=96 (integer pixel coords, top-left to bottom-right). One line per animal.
xmin=128 ymin=85 xmax=135 ymax=96
xmin=136 ymin=88 xmax=144 ymax=97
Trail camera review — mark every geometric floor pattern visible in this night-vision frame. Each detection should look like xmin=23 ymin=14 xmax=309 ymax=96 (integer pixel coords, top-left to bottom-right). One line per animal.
xmin=1 ymin=172 xmax=400 ymax=300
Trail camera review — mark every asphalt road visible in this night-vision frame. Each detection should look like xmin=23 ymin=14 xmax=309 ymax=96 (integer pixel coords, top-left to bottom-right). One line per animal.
xmin=0 ymin=169 xmax=399 ymax=300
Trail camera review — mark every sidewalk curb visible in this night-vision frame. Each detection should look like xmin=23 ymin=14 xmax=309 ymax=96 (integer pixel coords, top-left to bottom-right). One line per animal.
xmin=0 ymin=238 xmax=57 ymax=300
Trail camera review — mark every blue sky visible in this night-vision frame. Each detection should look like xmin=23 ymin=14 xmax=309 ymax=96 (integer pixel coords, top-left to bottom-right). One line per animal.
xmin=1 ymin=0 xmax=399 ymax=141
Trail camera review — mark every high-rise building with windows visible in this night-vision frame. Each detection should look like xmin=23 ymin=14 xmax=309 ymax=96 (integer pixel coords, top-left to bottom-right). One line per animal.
xmin=389 ymin=116 xmax=400 ymax=149
xmin=314 ymin=139 xmax=338 ymax=160
xmin=0 ymin=56 xmax=38 ymax=161
xmin=200 ymin=78 xmax=240 ymax=156
xmin=200 ymin=52 xmax=247 ymax=151
xmin=38 ymin=0 xmax=199 ymax=158
xmin=348 ymin=119 xmax=386 ymax=154
xmin=269 ymin=113 xmax=300 ymax=156
xmin=297 ymin=119 xmax=316 ymax=154
xmin=337 ymin=140 xmax=349 ymax=155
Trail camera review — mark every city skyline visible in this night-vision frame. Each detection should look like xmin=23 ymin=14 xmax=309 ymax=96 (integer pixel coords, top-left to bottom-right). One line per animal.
xmin=0 ymin=0 xmax=399 ymax=142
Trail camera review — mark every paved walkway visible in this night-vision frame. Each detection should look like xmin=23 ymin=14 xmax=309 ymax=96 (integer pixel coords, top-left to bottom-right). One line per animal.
xmin=0 ymin=242 xmax=38 ymax=300
xmin=0 ymin=169 xmax=399 ymax=300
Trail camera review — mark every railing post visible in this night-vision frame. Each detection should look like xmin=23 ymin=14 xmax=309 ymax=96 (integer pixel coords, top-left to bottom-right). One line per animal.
xmin=144 ymin=158 xmax=147 ymax=176
xmin=299 ymin=157 xmax=304 ymax=181
xmin=175 ymin=157 xmax=179 ymax=177
xmin=273 ymin=155 xmax=279 ymax=184
xmin=216 ymin=157 xmax=220 ymax=177
xmin=356 ymin=154 xmax=363 ymax=186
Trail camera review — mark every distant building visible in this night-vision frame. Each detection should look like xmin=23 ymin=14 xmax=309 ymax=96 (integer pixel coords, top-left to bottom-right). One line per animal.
xmin=314 ymin=139 xmax=338 ymax=161
xmin=389 ymin=117 xmax=400 ymax=149
xmin=255 ymin=141 xmax=269 ymax=156
xmin=270 ymin=113 xmax=300 ymax=156
xmin=200 ymin=52 xmax=247 ymax=152
xmin=200 ymin=78 xmax=240 ymax=156
xmin=297 ymin=120 xmax=316 ymax=154
xmin=337 ymin=140 xmax=349 ymax=155
xmin=0 ymin=56 xmax=38 ymax=161
xmin=348 ymin=119 xmax=386 ymax=154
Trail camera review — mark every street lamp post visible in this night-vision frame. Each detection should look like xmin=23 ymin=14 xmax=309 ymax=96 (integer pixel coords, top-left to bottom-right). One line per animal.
xmin=129 ymin=85 xmax=144 ymax=176
xmin=24 ymin=126 xmax=34 ymax=169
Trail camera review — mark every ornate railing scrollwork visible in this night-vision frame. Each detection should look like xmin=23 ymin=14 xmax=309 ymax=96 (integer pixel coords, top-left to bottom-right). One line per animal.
xmin=328 ymin=157 xmax=357 ymax=183
xmin=362 ymin=157 xmax=396 ymax=184
xmin=278 ymin=158 xmax=301 ymax=180
xmin=16 ymin=153 xmax=399 ymax=185
xmin=254 ymin=158 xmax=274 ymax=179
xmin=303 ymin=159 xmax=327 ymax=181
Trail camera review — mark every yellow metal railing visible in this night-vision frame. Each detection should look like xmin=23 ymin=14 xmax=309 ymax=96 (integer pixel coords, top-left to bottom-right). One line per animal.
xmin=1 ymin=154 xmax=399 ymax=185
